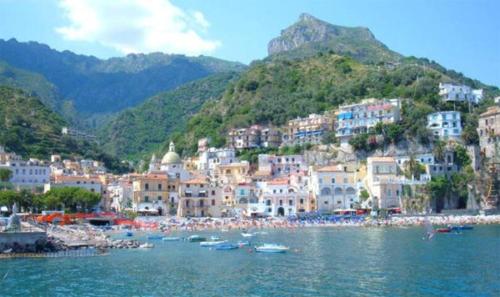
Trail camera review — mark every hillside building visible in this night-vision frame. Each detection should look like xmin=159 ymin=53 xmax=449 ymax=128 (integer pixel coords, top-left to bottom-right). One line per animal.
xmin=282 ymin=113 xmax=335 ymax=146
xmin=478 ymin=106 xmax=500 ymax=159
xmin=438 ymin=83 xmax=483 ymax=104
xmin=427 ymin=111 xmax=462 ymax=140
xmin=336 ymin=98 xmax=401 ymax=145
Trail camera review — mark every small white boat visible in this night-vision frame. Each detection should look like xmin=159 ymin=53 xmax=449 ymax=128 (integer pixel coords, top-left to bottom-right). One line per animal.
xmin=255 ymin=244 xmax=289 ymax=253
xmin=241 ymin=232 xmax=254 ymax=238
xmin=139 ymin=243 xmax=154 ymax=249
xmin=210 ymin=235 xmax=221 ymax=241
xmin=200 ymin=240 xmax=228 ymax=247
xmin=162 ymin=236 xmax=181 ymax=241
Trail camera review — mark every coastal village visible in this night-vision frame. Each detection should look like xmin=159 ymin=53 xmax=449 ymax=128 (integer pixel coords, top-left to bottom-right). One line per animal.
xmin=0 ymin=82 xmax=498 ymax=224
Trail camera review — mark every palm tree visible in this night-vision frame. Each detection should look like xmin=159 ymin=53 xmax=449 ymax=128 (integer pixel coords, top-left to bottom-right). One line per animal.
xmin=433 ymin=140 xmax=446 ymax=163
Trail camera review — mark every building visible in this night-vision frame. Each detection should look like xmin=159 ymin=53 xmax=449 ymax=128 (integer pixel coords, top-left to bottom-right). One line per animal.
xmin=234 ymin=183 xmax=265 ymax=217
xmin=214 ymin=161 xmax=251 ymax=186
xmin=0 ymin=147 xmax=50 ymax=189
xmin=366 ymin=157 xmax=402 ymax=210
xmin=260 ymin=127 xmax=282 ymax=148
xmin=177 ymin=177 xmax=222 ymax=217
xmin=477 ymin=106 xmax=500 ymax=159
xmin=438 ymin=83 xmax=483 ymax=104
xmin=159 ymin=142 xmax=190 ymax=181
xmin=108 ymin=176 xmax=134 ymax=212
xmin=45 ymin=175 xmax=103 ymax=195
xmin=282 ymin=113 xmax=335 ymax=146
xmin=227 ymin=125 xmax=261 ymax=149
xmin=258 ymin=154 xmax=307 ymax=177
xmin=198 ymin=147 xmax=238 ymax=173
xmin=131 ymin=174 xmax=169 ymax=215
xmin=259 ymin=178 xmax=299 ymax=217
xmin=61 ymin=127 xmax=96 ymax=142
xmin=336 ymin=98 xmax=401 ymax=145
xmin=427 ymin=111 xmax=462 ymax=140
xmin=227 ymin=126 xmax=282 ymax=149
xmin=309 ymin=164 xmax=359 ymax=213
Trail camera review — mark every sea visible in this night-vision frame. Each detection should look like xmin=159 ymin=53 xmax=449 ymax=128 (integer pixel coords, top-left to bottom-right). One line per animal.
xmin=1 ymin=225 xmax=499 ymax=297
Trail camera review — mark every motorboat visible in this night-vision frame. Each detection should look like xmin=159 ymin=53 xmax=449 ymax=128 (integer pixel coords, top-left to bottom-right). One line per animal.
xmin=187 ymin=235 xmax=207 ymax=242
xmin=162 ymin=236 xmax=181 ymax=241
xmin=241 ymin=232 xmax=254 ymax=238
xmin=255 ymin=244 xmax=289 ymax=253
xmin=125 ymin=231 xmax=133 ymax=237
xmin=214 ymin=243 xmax=239 ymax=250
xmin=210 ymin=235 xmax=221 ymax=241
xmin=200 ymin=240 xmax=228 ymax=247
xmin=139 ymin=243 xmax=154 ymax=249
xmin=147 ymin=235 xmax=164 ymax=240
xmin=436 ymin=228 xmax=451 ymax=233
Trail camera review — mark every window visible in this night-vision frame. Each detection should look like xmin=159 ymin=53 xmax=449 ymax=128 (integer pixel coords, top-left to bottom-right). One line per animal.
xmin=145 ymin=196 xmax=149 ymax=202
xmin=331 ymin=178 xmax=335 ymax=184
xmin=145 ymin=183 xmax=149 ymax=190
xmin=300 ymin=199 xmax=304 ymax=204
xmin=158 ymin=184 xmax=162 ymax=190
xmin=158 ymin=196 xmax=162 ymax=201
xmin=199 ymin=200 xmax=204 ymax=207
xmin=211 ymin=199 xmax=215 ymax=206
xmin=211 ymin=190 xmax=216 ymax=196
xmin=266 ymin=200 xmax=271 ymax=206
xmin=186 ymin=200 xmax=190 ymax=207
xmin=268 ymin=208 xmax=272 ymax=212
xmin=289 ymin=200 xmax=293 ymax=206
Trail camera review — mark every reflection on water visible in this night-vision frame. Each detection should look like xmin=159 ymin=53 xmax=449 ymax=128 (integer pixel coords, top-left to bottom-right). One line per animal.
xmin=1 ymin=225 xmax=499 ymax=297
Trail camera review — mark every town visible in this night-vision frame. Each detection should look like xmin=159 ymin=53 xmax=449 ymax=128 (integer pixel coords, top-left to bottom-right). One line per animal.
xmin=1 ymin=83 xmax=498 ymax=220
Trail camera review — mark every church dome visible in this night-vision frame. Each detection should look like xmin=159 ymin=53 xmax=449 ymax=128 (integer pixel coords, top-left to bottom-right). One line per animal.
xmin=161 ymin=142 xmax=181 ymax=164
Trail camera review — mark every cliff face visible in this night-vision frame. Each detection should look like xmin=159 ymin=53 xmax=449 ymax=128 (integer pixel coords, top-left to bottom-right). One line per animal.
xmin=267 ymin=13 xmax=401 ymax=63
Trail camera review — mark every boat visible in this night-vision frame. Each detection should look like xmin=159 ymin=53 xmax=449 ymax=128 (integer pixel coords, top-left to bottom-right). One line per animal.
xmin=214 ymin=243 xmax=239 ymax=250
xmin=187 ymin=235 xmax=207 ymax=242
xmin=255 ymin=244 xmax=289 ymax=253
xmin=147 ymin=235 xmax=164 ymax=240
xmin=200 ymin=240 xmax=228 ymax=247
xmin=241 ymin=232 xmax=254 ymax=238
xmin=450 ymin=225 xmax=474 ymax=231
xmin=139 ymin=243 xmax=154 ymax=249
xmin=237 ymin=240 xmax=250 ymax=247
xmin=162 ymin=236 xmax=181 ymax=241
xmin=436 ymin=228 xmax=451 ymax=233
xmin=125 ymin=231 xmax=133 ymax=237
xmin=210 ymin=235 xmax=221 ymax=241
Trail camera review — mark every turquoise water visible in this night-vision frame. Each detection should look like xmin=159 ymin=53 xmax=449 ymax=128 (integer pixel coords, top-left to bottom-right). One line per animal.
xmin=1 ymin=225 xmax=499 ymax=297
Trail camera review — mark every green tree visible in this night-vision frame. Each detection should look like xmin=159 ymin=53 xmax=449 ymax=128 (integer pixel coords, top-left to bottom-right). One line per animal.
xmin=0 ymin=168 xmax=12 ymax=182
xmin=454 ymin=145 xmax=471 ymax=168
xmin=428 ymin=176 xmax=449 ymax=213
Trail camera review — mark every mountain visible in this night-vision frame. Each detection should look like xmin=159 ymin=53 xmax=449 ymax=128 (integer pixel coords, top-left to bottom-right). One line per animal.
xmin=98 ymin=72 xmax=239 ymax=159
xmin=268 ymin=13 xmax=401 ymax=63
xmin=164 ymin=13 xmax=499 ymax=157
xmin=0 ymin=86 xmax=128 ymax=173
xmin=0 ymin=39 xmax=246 ymax=117
xmin=0 ymin=60 xmax=61 ymax=111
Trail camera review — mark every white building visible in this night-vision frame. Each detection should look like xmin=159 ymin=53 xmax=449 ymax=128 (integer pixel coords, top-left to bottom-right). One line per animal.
xmin=198 ymin=147 xmax=238 ymax=173
xmin=427 ymin=111 xmax=462 ymax=140
xmin=0 ymin=148 xmax=50 ymax=189
xmin=45 ymin=175 xmax=103 ymax=194
xmin=159 ymin=142 xmax=190 ymax=181
xmin=336 ymin=98 xmax=402 ymax=145
xmin=259 ymin=178 xmax=300 ymax=217
xmin=439 ymin=83 xmax=483 ymax=104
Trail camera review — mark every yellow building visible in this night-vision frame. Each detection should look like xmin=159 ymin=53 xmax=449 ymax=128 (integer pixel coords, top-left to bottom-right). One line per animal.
xmin=132 ymin=174 xmax=170 ymax=215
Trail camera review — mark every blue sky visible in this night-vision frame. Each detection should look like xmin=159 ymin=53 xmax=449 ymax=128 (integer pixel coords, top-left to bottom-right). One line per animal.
xmin=0 ymin=0 xmax=498 ymax=86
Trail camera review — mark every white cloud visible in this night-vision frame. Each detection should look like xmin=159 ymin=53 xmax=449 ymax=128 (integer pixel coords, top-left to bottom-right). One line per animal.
xmin=55 ymin=0 xmax=220 ymax=56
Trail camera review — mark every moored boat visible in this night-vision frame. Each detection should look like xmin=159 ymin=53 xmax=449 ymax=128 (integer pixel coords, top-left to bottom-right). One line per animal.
xmin=162 ymin=236 xmax=181 ymax=241
xmin=237 ymin=240 xmax=250 ymax=247
xmin=187 ymin=235 xmax=206 ymax=242
xmin=139 ymin=243 xmax=154 ymax=249
xmin=255 ymin=244 xmax=289 ymax=253
xmin=214 ymin=243 xmax=239 ymax=250
xmin=436 ymin=228 xmax=451 ymax=233
xmin=450 ymin=225 xmax=474 ymax=231
xmin=241 ymin=232 xmax=254 ymax=238
xmin=125 ymin=231 xmax=133 ymax=237
xmin=200 ymin=240 xmax=228 ymax=247
xmin=147 ymin=235 xmax=164 ymax=240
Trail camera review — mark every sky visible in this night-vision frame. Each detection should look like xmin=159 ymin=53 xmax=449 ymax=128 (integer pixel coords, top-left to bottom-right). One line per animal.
xmin=0 ymin=0 xmax=499 ymax=86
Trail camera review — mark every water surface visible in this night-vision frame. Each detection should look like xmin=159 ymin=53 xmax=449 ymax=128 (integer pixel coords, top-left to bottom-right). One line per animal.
xmin=1 ymin=225 xmax=499 ymax=297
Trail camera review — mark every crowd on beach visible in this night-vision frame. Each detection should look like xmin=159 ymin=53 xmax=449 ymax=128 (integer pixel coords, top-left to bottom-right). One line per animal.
xmin=123 ymin=214 xmax=500 ymax=233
